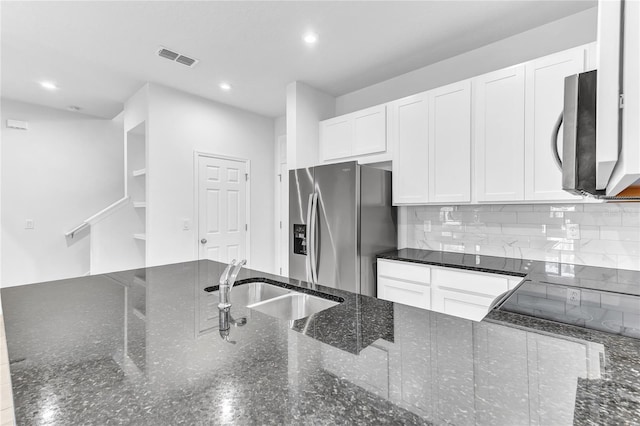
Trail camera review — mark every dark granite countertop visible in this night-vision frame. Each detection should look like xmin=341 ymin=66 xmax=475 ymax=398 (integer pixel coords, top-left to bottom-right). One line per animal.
xmin=2 ymin=259 xmax=639 ymax=425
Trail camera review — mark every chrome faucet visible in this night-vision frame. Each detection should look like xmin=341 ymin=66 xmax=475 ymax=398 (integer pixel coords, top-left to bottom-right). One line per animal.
xmin=218 ymin=259 xmax=247 ymax=343
xmin=218 ymin=259 xmax=247 ymax=309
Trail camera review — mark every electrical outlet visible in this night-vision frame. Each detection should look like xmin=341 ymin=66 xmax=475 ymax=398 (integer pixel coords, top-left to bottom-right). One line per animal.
xmin=566 ymin=223 xmax=580 ymax=240
xmin=423 ymin=220 xmax=431 ymax=232
xmin=25 ymin=219 xmax=34 ymax=230
xmin=567 ymin=288 xmax=581 ymax=306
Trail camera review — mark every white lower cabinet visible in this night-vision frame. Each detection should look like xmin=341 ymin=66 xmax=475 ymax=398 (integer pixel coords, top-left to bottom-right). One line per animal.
xmin=378 ymin=277 xmax=430 ymax=310
xmin=377 ymin=260 xmax=431 ymax=309
xmin=377 ymin=259 xmax=523 ymax=321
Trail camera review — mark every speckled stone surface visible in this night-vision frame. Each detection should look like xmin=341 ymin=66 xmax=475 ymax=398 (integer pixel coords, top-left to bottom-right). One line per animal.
xmin=2 ymin=259 xmax=639 ymax=425
xmin=378 ymin=248 xmax=640 ymax=295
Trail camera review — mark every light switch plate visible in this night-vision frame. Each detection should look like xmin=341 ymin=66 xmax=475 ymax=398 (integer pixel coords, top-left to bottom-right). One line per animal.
xmin=567 ymin=288 xmax=581 ymax=306
xmin=423 ymin=220 xmax=431 ymax=232
xmin=182 ymin=219 xmax=191 ymax=231
xmin=25 ymin=219 xmax=34 ymax=229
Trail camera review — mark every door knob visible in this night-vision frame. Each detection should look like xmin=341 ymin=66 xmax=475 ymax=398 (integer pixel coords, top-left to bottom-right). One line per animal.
xmin=201 ymin=238 xmax=207 ymax=244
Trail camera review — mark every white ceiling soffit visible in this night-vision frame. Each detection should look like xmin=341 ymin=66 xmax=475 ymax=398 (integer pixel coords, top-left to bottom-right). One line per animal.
xmin=1 ymin=1 xmax=596 ymax=119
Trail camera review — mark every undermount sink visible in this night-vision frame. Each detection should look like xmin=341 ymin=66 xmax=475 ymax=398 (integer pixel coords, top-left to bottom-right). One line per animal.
xmin=247 ymin=293 xmax=340 ymax=321
xmin=209 ymin=280 xmax=340 ymax=320
xmin=222 ymin=281 xmax=291 ymax=307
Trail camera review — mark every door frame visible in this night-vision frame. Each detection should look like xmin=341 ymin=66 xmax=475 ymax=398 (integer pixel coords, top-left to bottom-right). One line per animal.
xmin=193 ymin=151 xmax=251 ymax=266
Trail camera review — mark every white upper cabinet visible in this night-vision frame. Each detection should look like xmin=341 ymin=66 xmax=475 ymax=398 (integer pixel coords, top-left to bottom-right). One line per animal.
xmin=474 ymin=65 xmax=526 ymax=202
xmin=524 ymin=46 xmax=587 ymax=201
xmin=352 ymin=105 xmax=387 ymax=156
xmin=428 ymin=80 xmax=471 ymax=203
xmin=321 ymin=42 xmax=596 ymax=205
xmin=319 ymin=115 xmax=352 ymax=160
xmin=607 ymin=1 xmax=640 ymax=196
xmin=389 ymin=93 xmax=430 ymax=204
xmin=319 ymin=104 xmax=387 ymax=162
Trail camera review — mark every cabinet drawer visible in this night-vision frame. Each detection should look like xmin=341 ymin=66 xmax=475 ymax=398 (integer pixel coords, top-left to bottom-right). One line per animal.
xmin=431 ymin=267 xmax=511 ymax=297
xmin=378 ymin=259 xmax=430 ymax=284
xmin=378 ymin=277 xmax=430 ymax=310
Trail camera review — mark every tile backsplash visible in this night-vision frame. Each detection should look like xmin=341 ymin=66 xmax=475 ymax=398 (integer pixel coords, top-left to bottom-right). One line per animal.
xmin=401 ymin=203 xmax=640 ymax=271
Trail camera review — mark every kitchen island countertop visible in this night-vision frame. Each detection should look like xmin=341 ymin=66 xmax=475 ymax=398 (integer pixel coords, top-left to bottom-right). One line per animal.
xmin=2 ymin=259 xmax=639 ymax=425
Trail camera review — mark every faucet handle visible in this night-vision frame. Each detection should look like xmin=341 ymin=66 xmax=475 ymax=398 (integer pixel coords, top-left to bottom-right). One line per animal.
xmin=228 ymin=259 xmax=247 ymax=284
xmin=219 ymin=260 xmax=236 ymax=285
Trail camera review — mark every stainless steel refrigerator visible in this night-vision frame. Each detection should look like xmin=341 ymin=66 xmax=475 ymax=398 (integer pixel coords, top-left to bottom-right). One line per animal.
xmin=289 ymin=161 xmax=396 ymax=297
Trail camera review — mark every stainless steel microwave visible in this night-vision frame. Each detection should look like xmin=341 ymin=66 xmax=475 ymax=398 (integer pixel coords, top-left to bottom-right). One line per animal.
xmin=560 ymin=70 xmax=640 ymax=200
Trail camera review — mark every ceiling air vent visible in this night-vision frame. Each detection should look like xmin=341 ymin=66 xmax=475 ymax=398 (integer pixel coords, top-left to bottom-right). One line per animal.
xmin=176 ymin=55 xmax=196 ymax=67
xmin=157 ymin=46 xmax=198 ymax=68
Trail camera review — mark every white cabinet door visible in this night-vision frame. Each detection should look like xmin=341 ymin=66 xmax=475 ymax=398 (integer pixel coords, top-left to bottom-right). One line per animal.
xmin=320 ymin=116 xmax=352 ymax=161
xmin=474 ymin=66 xmax=526 ymax=201
xmin=525 ymin=47 xmax=586 ymax=201
xmin=390 ymin=93 xmax=429 ymax=204
xmin=353 ymin=105 xmax=386 ymax=156
xmin=378 ymin=277 xmax=430 ymax=309
xmin=428 ymin=80 xmax=472 ymax=203
xmin=607 ymin=1 xmax=640 ymax=196
xmin=431 ymin=287 xmax=495 ymax=322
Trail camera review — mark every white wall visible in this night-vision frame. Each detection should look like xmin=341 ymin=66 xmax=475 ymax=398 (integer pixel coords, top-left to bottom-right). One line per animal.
xmin=1 ymin=99 xmax=123 ymax=286
xmin=145 ymin=84 xmax=275 ymax=273
xmin=274 ymin=115 xmax=286 ymax=139
xmin=336 ymin=8 xmax=598 ymax=115
xmin=274 ymin=115 xmax=287 ymax=275
xmin=286 ymin=82 xmax=335 ymax=170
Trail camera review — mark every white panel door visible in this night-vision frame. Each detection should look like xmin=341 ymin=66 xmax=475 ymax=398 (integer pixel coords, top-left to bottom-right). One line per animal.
xmin=198 ymin=155 xmax=247 ymax=263
xmin=474 ymin=66 xmax=526 ymax=201
xmin=353 ymin=104 xmax=387 ymax=156
xmin=320 ymin=116 xmax=352 ymax=161
xmin=390 ymin=93 xmax=429 ymax=204
xmin=428 ymin=80 xmax=471 ymax=203
xmin=525 ymin=47 xmax=586 ymax=201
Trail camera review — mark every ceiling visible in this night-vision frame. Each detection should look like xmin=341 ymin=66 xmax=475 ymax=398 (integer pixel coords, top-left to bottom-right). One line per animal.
xmin=1 ymin=1 xmax=596 ymax=119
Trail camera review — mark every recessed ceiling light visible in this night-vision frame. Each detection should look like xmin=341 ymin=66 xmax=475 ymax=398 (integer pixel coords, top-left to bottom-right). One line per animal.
xmin=40 ymin=81 xmax=58 ymax=90
xmin=219 ymin=82 xmax=232 ymax=91
xmin=303 ymin=32 xmax=318 ymax=44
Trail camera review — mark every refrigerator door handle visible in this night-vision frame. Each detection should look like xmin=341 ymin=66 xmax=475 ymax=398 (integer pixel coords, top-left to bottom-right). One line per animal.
xmin=305 ymin=193 xmax=314 ymax=282
xmin=309 ymin=192 xmax=319 ymax=285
